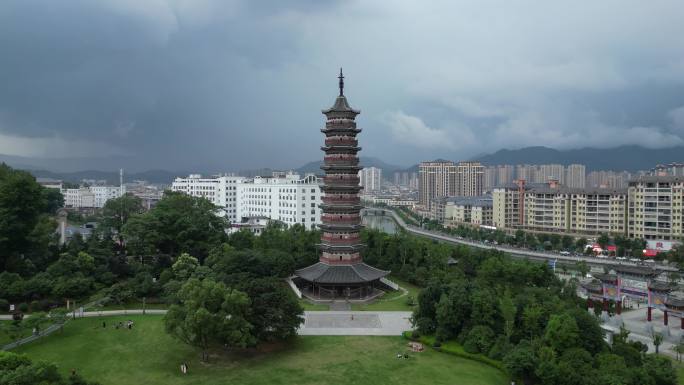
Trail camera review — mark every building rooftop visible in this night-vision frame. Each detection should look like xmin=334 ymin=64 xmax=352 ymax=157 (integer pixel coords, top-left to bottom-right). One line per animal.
xmin=295 ymin=262 xmax=389 ymax=284
xmin=629 ymin=175 xmax=684 ymax=184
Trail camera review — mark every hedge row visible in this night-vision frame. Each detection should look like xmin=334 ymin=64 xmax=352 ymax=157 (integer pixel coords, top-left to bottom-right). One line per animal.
xmin=403 ymin=331 xmax=508 ymax=375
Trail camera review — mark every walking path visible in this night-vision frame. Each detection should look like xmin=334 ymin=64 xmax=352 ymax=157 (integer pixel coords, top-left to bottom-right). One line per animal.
xmin=3 ymin=309 xmax=412 ymax=350
xmin=615 ymin=307 xmax=682 ymax=359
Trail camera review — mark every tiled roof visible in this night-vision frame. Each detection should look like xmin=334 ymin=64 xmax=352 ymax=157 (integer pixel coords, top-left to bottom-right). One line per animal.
xmin=295 ymin=262 xmax=389 ymax=284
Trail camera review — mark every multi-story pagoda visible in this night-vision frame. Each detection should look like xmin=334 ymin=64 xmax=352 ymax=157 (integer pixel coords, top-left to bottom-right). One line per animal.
xmin=295 ymin=70 xmax=389 ymax=299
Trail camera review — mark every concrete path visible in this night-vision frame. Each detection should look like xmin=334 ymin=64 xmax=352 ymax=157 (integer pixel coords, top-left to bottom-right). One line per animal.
xmin=604 ymin=307 xmax=683 ymax=359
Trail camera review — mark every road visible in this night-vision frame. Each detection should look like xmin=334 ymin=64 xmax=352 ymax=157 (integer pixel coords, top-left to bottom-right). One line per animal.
xmin=368 ymin=208 xmax=678 ymax=273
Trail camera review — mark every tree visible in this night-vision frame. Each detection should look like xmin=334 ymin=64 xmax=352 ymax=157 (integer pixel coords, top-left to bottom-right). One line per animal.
xmin=544 ymin=314 xmax=580 ymax=354
xmin=576 ymin=260 xmax=589 ymax=278
xmin=164 ymin=278 xmax=253 ymax=361
xmin=499 ymin=289 xmax=516 ymax=342
xmin=435 ymin=281 xmax=470 ymax=340
xmin=651 ymin=331 xmax=664 ymax=354
xmin=642 ymin=354 xmax=677 ymax=385
xmin=597 ymin=233 xmax=610 ymax=249
xmin=22 ymin=312 xmax=48 ymax=335
xmin=239 ymin=278 xmax=303 ymax=342
xmin=0 ymin=164 xmax=54 ymax=272
xmin=123 ymin=192 xmax=227 ymax=261
xmin=0 ymin=351 xmax=99 ymax=384
xmin=171 ymin=253 xmax=199 ymax=280
xmin=463 ymin=325 xmax=495 ymax=354
xmin=575 ymin=237 xmax=588 ymax=253
xmin=101 ymin=193 xmax=144 ymax=245
xmin=671 ymin=340 xmax=684 ymax=362
xmin=49 ymin=309 xmax=69 ymax=333
xmin=503 ymin=341 xmax=537 ymax=383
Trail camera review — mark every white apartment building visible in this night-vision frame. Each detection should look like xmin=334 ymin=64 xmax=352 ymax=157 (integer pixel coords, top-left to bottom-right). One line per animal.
xmin=63 ymin=185 xmax=125 ymax=209
xmin=359 ymin=167 xmax=382 ymax=192
xmin=171 ymin=174 xmax=245 ymax=223
xmin=91 ymin=186 xmax=126 ymax=208
xmin=236 ymin=173 xmax=322 ymax=230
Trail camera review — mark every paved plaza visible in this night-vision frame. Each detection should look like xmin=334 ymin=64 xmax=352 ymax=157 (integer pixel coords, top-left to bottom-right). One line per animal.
xmin=298 ymin=311 xmax=412 ymax=336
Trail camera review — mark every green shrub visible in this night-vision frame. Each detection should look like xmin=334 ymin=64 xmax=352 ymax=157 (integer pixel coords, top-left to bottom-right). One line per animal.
xmin=18 ymin=303 xmax=29 ymax=312
xmin=0 ymin=298 xmax=9 ymax=312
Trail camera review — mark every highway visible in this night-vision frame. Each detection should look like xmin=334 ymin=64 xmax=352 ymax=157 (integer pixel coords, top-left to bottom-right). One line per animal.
xmin=364 ymin=208 xmax=679 ymax=273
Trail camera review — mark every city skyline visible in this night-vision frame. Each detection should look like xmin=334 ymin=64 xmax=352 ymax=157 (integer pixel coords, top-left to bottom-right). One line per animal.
xmin=1 ymin=1 xmax=684 ymax=172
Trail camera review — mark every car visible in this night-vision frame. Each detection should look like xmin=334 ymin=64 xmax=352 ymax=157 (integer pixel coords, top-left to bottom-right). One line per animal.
xmin=616 ymin=257 xmax=627 ymax=261
xmin=560 ymin=251 xmax=571 ymax=256
xmin=629 ymin=258 xmax=641 ymax=263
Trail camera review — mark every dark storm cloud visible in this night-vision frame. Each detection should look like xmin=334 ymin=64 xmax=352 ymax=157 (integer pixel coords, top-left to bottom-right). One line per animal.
xmin=1 ymin=0 xmax=684 ymax=171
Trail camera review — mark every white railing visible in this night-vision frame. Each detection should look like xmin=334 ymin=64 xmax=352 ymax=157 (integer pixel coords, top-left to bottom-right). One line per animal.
xmin=286 ymin=276 xmax=302 ymax=299
xmin=380 ymin=277 xmax=399 ymax=290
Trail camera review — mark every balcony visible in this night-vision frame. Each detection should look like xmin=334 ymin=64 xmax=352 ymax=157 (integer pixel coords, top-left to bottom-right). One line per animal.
xmin=320 ymin=235 xmax=362 ymax=244
xmin=321 ymin=215 xmax=361 ymax=223
xmin=323 ymin=176 xmax=360 ymax=186
xmin=325 ymin=137 xmax=358 ymax=147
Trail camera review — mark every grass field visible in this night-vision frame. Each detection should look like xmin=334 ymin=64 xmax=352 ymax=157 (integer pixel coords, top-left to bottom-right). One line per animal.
xmin=299 ymin=299 xmax=330 ymax=311
xmin=352 ymin=277 xmax=421 ymax=311
xmin=16 ymin=315 xmax=507 ymax=385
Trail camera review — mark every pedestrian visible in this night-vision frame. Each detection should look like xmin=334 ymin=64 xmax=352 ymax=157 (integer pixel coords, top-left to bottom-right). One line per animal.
xmin=102 ymin=321 xmax=106 ymax=328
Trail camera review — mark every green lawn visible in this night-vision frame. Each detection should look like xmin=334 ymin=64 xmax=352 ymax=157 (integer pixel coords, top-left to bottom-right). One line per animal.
xmin=87 ymin=301 xmax=169 ymax=312
xmin=299 ymin=299 xmax=330 ymax=311
xmin=16 ymin=316 xmax=507 ymax=385
xmin=352 ymin=277 xmax=421 ymax=311
xmin=0 ymin=320 xmax=33 ymax=346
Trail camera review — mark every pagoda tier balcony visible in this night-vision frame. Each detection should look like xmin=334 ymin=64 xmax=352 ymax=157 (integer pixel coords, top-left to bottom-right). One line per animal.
xmin=322 ymin=195 xmax=360 ymax=204
xmin=321 ymin=127 xmax=361 ymax=134
xmin=320 ymin=184 xmax=362 ymax=193
xmin=321 ymin=145 xmax=362 ymax=152
xmin=324 ymin=137 xmax=358 ymax=147
xmin=320 ymin=204 xmax=363 ymax=212
xmin=325 ymin=119 xmax=357 ymax=129
xmin=323 ymin=156 xmax=359 ymax=166
xmin=321 ymin=234 xmax=362 ymax=244
xmin=318 ymin=244 xmax=365 ymax=254
xmin=321 ymin=165 xmax=362 ymax=173
xmin=322 ymin=214 xmax=361 ymax=223
xmin=318 ymin=223 xmax=363 ymax=231
xmin=323 ymin=177 xmax=360 ymax=187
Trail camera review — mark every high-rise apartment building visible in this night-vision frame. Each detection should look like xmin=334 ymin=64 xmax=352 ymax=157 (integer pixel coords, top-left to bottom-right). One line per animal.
xmin=497 ymin=165 xmax=515 ymax=186
xmin=484 ymin=167 xmax=497 ymax=190
xmin=454 ymin=161 xmax=484 ymax=197
xmin=418 ymin=160 xmax=455 ymax=207
xmin=536 ymin=164 xmax=565 ymax=184
xmin=358 ymin=166 xmax=382 ymax=192
xmin=565 ymin=164 xmax=586 ymax=188
xmin=628 ymin=176 xmax=684 ymax=241
xmin=515 ymin=165 xmax=536 ymax=182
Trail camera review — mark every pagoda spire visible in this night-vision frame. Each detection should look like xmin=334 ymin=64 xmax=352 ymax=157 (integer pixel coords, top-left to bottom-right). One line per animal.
xmin=338 ymin=68 xmax=344 ymax=96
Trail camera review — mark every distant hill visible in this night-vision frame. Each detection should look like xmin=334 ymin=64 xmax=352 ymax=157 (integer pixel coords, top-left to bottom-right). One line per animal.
xmin=473 ymin=146 xmax=684 ymax=171
xmin=296 ymin=156 xmax=405 ymax=176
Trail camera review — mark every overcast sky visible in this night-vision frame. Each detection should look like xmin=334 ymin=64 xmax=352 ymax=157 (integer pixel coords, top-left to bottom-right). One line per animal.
xmin=1 ymin=1 xmax=684 ymax=172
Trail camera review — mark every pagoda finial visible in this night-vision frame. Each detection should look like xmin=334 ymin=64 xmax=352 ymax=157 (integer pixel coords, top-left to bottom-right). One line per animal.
xmin=338 ymin=68 xmax=344 ymax=96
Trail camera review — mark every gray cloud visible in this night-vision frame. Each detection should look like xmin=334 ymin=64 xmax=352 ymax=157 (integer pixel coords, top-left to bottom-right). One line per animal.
xmin=1 ymin=0 xmax=683 ymax=171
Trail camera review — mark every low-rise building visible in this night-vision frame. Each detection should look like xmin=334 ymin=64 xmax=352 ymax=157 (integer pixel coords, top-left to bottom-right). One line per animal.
xmin=171 ymin=174 xmax=245 ymax=223
xmin=444 ymin=196 xmax=493 ymax=227
xmin=236 ymin=173 xmax=322 ymax=230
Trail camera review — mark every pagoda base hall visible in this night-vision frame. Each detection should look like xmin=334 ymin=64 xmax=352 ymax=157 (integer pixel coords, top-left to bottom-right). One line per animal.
xmin=294 ymin=70 xmax=391 ymax=301
xmin=294 ymin=262 xmax=390 ymax=300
